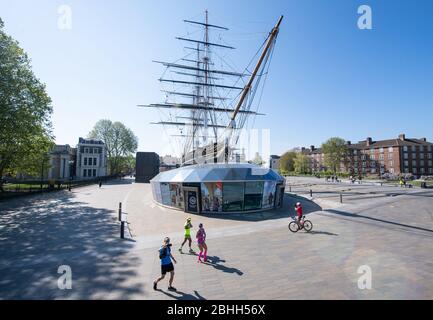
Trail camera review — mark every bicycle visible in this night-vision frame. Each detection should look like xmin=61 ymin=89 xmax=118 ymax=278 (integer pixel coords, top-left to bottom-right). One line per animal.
xmin=288 ymin=216 xmax=313 ymax=233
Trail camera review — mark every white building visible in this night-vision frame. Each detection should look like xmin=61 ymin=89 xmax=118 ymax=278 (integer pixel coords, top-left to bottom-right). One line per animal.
xmin=270 ymin=155 xmax=281 ymax=171
xmin=48 ymin=145 xmax=76 ymax=180
xmin=161 ymin=155 xmax=181 ymax=166
xmin=76 ymin=138 xmax=107 ymax=179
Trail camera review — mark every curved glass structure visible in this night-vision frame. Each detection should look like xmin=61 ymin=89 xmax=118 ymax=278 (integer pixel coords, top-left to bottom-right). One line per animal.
xmin=151 ymin=163 xmax=285 ymax=213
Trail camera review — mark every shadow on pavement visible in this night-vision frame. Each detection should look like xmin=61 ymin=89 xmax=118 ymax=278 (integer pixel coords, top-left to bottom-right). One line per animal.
xmin=197 ymin=193 xmax=322 ymax=222
xmin=203 ymin=256 xmax=243 ymax=276
xmin=306 ymin=230 xmax=339 ymax=236
xmin=159 ymin=289 xmax=206 ymax=300
xmin=324 ymin=209 xmax=433 ymax=235
xmin=0 ymin=191 xmax=143 ymax=299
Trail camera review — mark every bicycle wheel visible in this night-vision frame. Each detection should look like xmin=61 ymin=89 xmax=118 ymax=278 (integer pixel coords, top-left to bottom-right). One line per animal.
xmin=289 ymin=221 xmax=299 ymax=233
xmin=303 ymin=220 xmax=313 ymax=232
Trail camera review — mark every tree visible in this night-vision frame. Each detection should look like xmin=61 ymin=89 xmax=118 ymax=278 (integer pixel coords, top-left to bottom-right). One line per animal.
xmin=0 ymin=18 xmax=54 ymax=190
xmin=293 ymin=153 xmax=310 ymax=174
xmin=321 ymin=137 xmax=349 ymax=174
xmin=88 ymin=120 xmax=138 ymax=175
xmin=279 ymin=151 xmax=297 ymax=173
xmin=251 ymin=152 xmax=264 ymax=166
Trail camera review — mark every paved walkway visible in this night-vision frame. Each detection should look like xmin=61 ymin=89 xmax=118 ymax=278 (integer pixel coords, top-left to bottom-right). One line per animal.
xmin=0 ymin=178 xmax=432 ymax=299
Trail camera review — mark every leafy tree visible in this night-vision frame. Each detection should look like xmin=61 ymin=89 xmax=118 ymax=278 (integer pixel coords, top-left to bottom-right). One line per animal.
xmin=321 ymin=137 xmax=349 ymax=174
xmin=118 ymin=155 xmax=135 ymax=175
xmin=279 ymin=151 xmax=297 ymax=173
xmin=293 ymin=153 xmax=310 ymax=174
xmin=0 ymin=18 xmax=54 ymax=189
xmin=88 ymin=120 xmax=138 ymax=175
xmin=251 ymin=152 xmax=264 ymax=166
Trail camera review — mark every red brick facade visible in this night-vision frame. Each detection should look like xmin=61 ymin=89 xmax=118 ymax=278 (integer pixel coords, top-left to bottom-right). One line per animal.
xmin=304 ymin=134 xmax=433 ymax=177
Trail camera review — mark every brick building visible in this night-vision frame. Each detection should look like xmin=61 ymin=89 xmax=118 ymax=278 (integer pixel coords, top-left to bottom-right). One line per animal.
xmin=304 ymin=134 xmax=433 ymax=177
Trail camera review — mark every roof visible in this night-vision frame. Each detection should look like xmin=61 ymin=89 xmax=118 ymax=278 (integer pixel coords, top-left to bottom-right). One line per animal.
xmin=350 ymin=138 xmax=433 ymax=149
xmin=151 ymin=163 xmax=285 ymax=183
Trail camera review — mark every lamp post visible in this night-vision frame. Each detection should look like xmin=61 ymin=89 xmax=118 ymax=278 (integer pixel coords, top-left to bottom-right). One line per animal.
xmin=68 ymin=160 xmax=75 ymax=191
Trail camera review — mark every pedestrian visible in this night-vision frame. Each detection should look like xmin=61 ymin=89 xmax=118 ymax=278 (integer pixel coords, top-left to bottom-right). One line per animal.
xmin=153 ymin=237 xmax=177 ymax=291
xmin=196 ymin=223 xmax=207 ymax=263
xmin=99 ymin=180 xmax=102 ymax=188
xmin=179 ymin=217 xmax=194 ymax=254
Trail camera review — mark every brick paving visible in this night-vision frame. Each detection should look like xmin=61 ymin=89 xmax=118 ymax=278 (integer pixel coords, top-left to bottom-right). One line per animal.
xmin=0 ymin=178 xmax=432 ymax=299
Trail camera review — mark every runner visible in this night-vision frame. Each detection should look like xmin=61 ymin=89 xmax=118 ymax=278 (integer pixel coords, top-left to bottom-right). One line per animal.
xmin=153 ymin=237 xmax=177 ymax=291
xmin=179 ymin=217 xmax=194 ymax=254
xmin=196 ymin=223 xmax=207 ymax=263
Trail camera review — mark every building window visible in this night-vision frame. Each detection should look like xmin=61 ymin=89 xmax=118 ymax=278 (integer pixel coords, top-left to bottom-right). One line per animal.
xmin=371 ymin=168 xmax=376 ymax=174
xmin=420 ymin=160 xmax=425 ymax=166
xmin=244 ymin=182 xmax=264 ymax=211
xmin=404 ymin=153 xmax=408 ymax=159
xmin=413 ymin=168 xmax=417 ymax=174
xmin=379 ymin=148 xmax=384 ymax=153
xmin=428 ymin=145 xmax=432 ymax=152
xmin=389 ymin=160 xmax=394 ymax=167
xmin=379 ymin=154 xmax=384 ymax=160
xmin=429 ymin=160 xmax=433 ymax=167
xmin=412 ymin=152 xmax=416 ymax=159
xmin=83 ymin=169 xmax=87 ymax=177
xmin=222 ymin=183 xmax=245 ymax=212
xmin=428 ymin=153 xmax=432 ymax=159
xmin=370 ymin=155 xmax=376 ymax=160
xmin=403 ymin=146 xmax=408 ymax=152
xmin=84 ymin=157 xmax=88 ymax=166
xmin=93 ymin=169 xmax=97 ymax=177
xmin=429 ymin=168 xmax=433 ymax=174
xmin=390 ymin=168 xmax=394 ymax=174
xmin=412 ymin=160 xmax=417 ymax=167
xmin=404 ymin=168 xmax=409 ymax=173
xmin=404 ymin=161 xmax=409 ymax=167
xmin=84 ymin=148 xmax=89 ymax=153
xmin=388 ymin=147 xmax=394 ymax=153
xmin=420 ymin=153 xmax=424 ymax=158
xmin=420 ymin=168 xmax=425 ymax=174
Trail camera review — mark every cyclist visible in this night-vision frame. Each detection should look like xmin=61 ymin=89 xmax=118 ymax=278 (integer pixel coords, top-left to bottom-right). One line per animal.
xmin=179 ymin=217 xmax=194 ymax=254
xmin=294 ymin=202 xmax=304 ymax=227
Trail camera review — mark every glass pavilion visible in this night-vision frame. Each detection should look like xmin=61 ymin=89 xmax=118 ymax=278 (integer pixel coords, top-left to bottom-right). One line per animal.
xmin=151 ymin=163 xmax=286 ymax=214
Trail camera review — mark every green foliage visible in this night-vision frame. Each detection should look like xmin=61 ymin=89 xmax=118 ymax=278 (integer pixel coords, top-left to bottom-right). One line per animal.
xmin=251 ymin=152 xmax=264 ymax=166
xmin=321 ymin=137 xmax=349 ymax=174
xmin=279 ymin=151 xmax=297 ymax=172
xmin=88 ymin=120 xmax=138 ymax=175
xmin=293 ymin=153 xmax=310 ymax=174
xmin=0 ymin=20 xmax=54 ymax=185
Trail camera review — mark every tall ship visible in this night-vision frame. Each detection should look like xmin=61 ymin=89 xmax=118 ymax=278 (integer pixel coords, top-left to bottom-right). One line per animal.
xmin=143 ymin=12 xmax=287 ymax=215
xmin=140 ymin=11 xmax=283 ymax=166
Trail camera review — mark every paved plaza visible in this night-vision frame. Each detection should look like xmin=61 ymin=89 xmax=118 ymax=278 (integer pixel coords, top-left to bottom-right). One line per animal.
xmin=0 ymin=177 xmax=432 ymax=300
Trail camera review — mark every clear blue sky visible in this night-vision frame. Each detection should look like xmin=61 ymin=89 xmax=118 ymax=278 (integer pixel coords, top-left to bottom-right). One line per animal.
xmin=1 ymin=0 xmax=432 ymax=157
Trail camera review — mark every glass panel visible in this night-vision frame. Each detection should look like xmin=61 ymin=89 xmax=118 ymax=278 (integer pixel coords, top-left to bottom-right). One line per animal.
xmin=201 ymin=182 xmax=223 ymax=213
xmin=262 ymin=181 xmax=276 ymax=209
xmin=169 ymin=183 xmax=184 ymax=209
xmin=160 ymin=183 xmax=171 ymax=206
xmin=222 ymin=183 xmax=244 ymax=212
xmin=244 ymin=181 xmax=263 ymax=211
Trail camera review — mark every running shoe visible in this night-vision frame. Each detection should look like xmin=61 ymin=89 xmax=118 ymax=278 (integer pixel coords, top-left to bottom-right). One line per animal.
xmin=178 ymin=248 xmax=183 ymax=253
xmin=153 ymin=282 xmax=157 ymax=290
xmin=168 ymin=286 xmax=177 ymax=291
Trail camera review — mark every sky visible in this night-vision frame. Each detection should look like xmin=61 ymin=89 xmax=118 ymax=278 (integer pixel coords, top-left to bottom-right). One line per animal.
xmin=1 ymin=0 xmax=432 ymax=158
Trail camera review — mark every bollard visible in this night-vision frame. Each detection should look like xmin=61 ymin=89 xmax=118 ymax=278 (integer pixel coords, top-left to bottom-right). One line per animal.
xmin=340 ymin=193 xmax=343 ymax=203
xmin=310 ymin=189 xmax=313 ymax=197
xmin=289 ymin=186 xmax=292 ymax=193
xmin=118 ymin=202 xmax=122 ymax=221
xmin=120 ymin=221 xmax=125 ymax=239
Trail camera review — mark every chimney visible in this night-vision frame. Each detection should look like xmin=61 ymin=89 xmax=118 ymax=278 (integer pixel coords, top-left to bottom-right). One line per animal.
xmin=399 ymin=134 xmax=406 ymax=141
xmin=366 ymin=137 xmax=372 ymax=146
xmin=346 ymin=141 xmax=351 ymax=145
xmin=420 ymin=137 xmax=427 ymax=142
xmin=310 ymin=145 xmax=315 ymax=151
